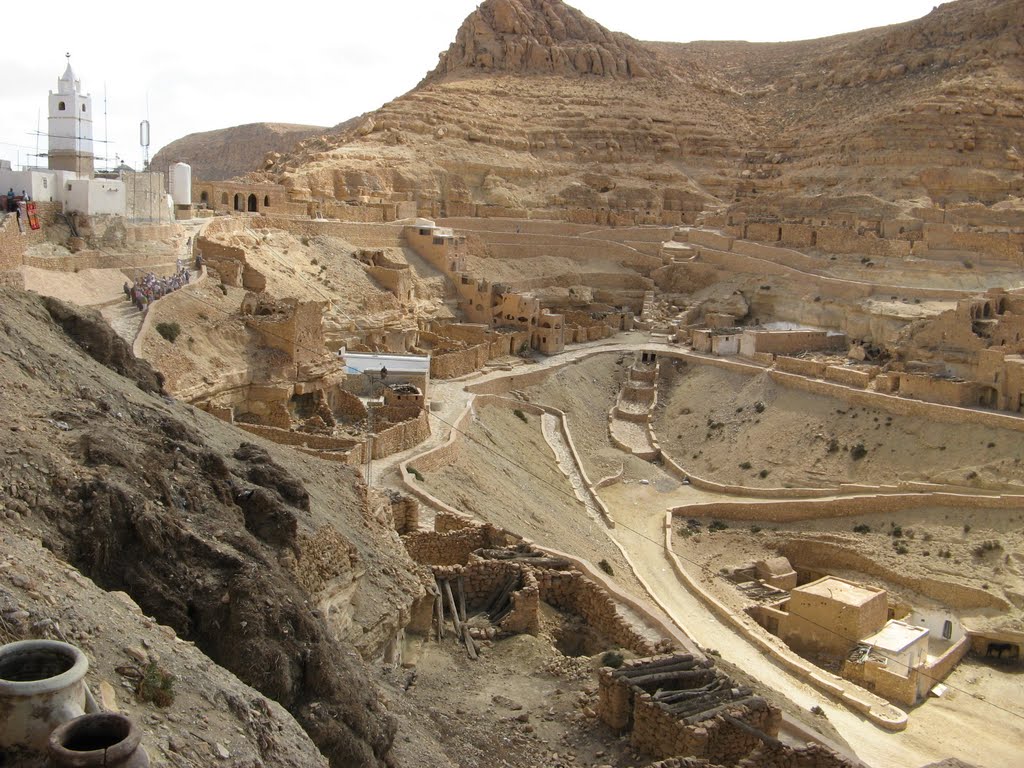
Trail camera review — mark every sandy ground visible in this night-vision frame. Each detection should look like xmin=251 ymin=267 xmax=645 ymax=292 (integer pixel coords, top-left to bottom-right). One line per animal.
xmin=384 ymin=608 xmax=645 ymax=768
xmin=654 ymin=361 xmax=1024 ymax=491
xmin=22 ymin=266 xmax=130 ymax=306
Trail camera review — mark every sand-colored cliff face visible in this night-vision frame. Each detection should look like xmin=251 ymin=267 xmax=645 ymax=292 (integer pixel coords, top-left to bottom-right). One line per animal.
xmin=151 ymin=122 xmax=326 ymax=181
xmin=262 ymin=0 xmax=1022 ymax=222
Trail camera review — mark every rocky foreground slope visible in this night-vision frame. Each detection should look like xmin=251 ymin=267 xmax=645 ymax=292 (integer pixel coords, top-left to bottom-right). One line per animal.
xmin=261 ymin=0 xmax=1023 ymax=222
xmin=0 ymin=288 xmax=426 ymax=766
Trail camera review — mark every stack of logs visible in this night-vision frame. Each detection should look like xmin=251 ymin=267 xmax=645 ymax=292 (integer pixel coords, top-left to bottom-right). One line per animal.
xmin=598 ymin=653 xmax=780 ymax=762
xmin=432 ymin=573 xmax=479 ymax=659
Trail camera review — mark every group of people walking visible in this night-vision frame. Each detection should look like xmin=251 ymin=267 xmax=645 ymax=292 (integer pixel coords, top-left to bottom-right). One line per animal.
xmin=123 ymin=267 xmax=191 ymax=313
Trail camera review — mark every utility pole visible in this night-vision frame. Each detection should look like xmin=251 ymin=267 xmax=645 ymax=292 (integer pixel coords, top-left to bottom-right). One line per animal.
xmin=363 ymin=365 xmax=388 ymax=486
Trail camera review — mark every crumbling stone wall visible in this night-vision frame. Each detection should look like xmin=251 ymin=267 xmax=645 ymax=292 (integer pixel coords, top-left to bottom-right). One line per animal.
xmin=431 ymin=342 xmax=491 ymax=379
xmin=541 ymin=570 xmax=659 ymax=655
xmin=431 ymin=561 xmax=540 ymax=635
xmin=402 ymin=522 xmax=506 ymax=566
xmin=598 ymin=656 xmax=781 ymax=763
xmin=372 ymin=411 xmax=430 ymax=459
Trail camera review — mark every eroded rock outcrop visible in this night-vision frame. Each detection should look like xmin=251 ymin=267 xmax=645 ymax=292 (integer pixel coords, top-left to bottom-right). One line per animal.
xmin=427 ymin=0 xmax=662 ymax=81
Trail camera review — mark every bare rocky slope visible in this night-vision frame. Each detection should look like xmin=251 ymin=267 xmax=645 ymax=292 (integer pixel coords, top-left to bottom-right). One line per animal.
xmin=0 ymin=288 xmax=427 ymax=767
xmin=150 ymin=122 xmax=328 ymax=181
xmin=258 ymin=0 xmax=1022 ymax=220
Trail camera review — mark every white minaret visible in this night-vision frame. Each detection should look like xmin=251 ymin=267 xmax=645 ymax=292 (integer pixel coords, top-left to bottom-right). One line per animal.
xmin=47 ymin=54 xmax=94 ymax=176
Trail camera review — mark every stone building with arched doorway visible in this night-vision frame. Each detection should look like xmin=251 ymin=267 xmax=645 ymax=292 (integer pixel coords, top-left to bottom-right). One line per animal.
xmin=193 ymin=180 xmax=304 ymax=215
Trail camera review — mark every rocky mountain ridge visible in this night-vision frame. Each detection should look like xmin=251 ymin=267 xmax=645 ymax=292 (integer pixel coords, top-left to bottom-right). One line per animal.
xmin=426 ymin=0 xmax=664 ymax=81
xmin=257 ymin=0 xmax=1023 ymax=223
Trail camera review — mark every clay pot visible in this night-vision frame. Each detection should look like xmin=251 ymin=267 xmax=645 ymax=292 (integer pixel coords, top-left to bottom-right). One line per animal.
xmin=48 ymin=713 xmax=150 ymax=768
xmin=0 ymin=639 xmax=89 ymax=752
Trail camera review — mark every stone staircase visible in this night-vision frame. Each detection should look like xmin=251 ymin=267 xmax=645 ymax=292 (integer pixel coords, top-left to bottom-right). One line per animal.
xmin=608 ymin=353 xmax=661 ymax=460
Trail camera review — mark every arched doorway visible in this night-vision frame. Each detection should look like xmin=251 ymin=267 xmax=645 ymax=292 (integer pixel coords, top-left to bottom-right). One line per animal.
xmin=263 ymin=195 xmax=270 ymax=207
xmin=247 ymin=194 xmax=257 ymax=212
xmin=233 ymin=193 xmax=243 ymax=211
xmin=200 ymin=191 xmax=209 ymax=206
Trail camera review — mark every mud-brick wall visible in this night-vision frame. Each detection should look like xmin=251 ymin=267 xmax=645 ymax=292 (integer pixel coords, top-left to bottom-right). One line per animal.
xmin=540 ymin=571 xmax=658 ymax=656
xmin=632 ymin=695 xmax=776 ymax=763
xmin=824 ymin=365 xmax=877 ymax=388
xmin=430 ymin=343 xmax=490 ymax=379
xmin=775 ymin=356 xmax=828 ymax=377
xmin=597 ymin=666 xmax=634 ymax=731
xmin=402 ymin=527 xmax=491 ymax=566
xmin=373 ymin=411 xmax=429 ymax=459
xmin=390 ymin=495 xmax=419 ymax=535
xmin=435 ymin=510 xmax=475 ymax=533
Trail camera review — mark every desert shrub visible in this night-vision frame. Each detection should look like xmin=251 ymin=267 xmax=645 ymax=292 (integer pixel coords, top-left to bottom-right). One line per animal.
xmin=894 ymin=543 xmax=909 ymax=555
xmin=155 ymin=322 xmax=181 ymax=343
xmin=890 ymin=525 xmax=903 ymax=538
xmin=708 ymin=520 xmax=728 ymax=532
xmin=850 ymin=442 xmax=868 ymax=460
xmin=513 ymin=408 xmax=528 ymax=423
xmin=601 ymin=651 xmax=624 ymax=669
xmin=739 ymin=461 xmax=752 ymax=470
xmin=758 ymin=469 xmax=769 ymax=479
xmin=598 ymin=559 xmax=615 ymax=576
xmin=749 ymin=525 xmax=762 ymax=534
xmin=406 ymin=466 xmax=424 ymax=482
xmin=827 ymin=437 xmax=840 ymax=453
xmin=853 ymin=523 xmax=871 ymax=534
xmin=963 ymin=523 xmax=972 ymax=534
xmin=136 ymin=662 xmax=174 ymax=707
xmin=754 ymin=401 xmax=766 ymax=413
xmin=974 ymin=540 xmax=1003 ymax=557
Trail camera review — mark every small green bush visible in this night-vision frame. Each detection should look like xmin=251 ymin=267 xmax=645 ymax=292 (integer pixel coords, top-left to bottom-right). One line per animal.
xmin=850 ymin=442 xmax=868 ymax=460
xmin=155 ymin=322 xmax=181 ymax=343
xmin=708 ymin=520 xmax=728 ymax=532
xmin=406 ymin=466 xmax=424 ymax=482
xmin=513 ymin=408 xmax=528 ymax=423
xmin=758 ymin=469 xmax=769 ymax=479
xmin=598 ymin=559 xmax=615 ymax=576
xmin=601 ymin=650 xmax=624 ymax=669
xmin=739 ymin=461 xmax=752 ymax=470
xmin=136 ymin=661 xmax=174 ymax=707
xmin=853 ymin=523 xmax=871 ymax=534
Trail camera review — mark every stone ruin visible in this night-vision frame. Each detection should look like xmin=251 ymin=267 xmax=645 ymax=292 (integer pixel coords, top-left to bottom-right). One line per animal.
xmin=597 ymin=654 xmax=780 ymax=763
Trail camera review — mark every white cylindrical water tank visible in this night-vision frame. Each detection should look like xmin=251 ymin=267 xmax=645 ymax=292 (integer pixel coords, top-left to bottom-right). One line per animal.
xmin=170 ymin=162 xmax=192 ymax=206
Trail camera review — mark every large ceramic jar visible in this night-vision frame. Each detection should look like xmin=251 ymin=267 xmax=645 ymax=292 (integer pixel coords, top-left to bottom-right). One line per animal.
xmin=48 ymin=713 xmax=150 ymax=768
xmin=0 ymin=639 xmax=89 ymax=752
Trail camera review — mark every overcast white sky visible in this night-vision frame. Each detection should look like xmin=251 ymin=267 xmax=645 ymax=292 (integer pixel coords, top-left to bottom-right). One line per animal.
xmin=0 ymin=0 xmax=941 ymax=172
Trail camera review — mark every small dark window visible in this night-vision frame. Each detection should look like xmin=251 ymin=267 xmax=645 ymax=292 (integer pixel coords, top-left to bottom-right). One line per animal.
xmin=58 ymin=101 xmax=66 ymax=110
xmin=264 ymin=195 xmax=270 ymax=207
xmin=81 ymin=104 xmax=86 ymax=112
xmin=942 ymin=620 xmax=952 ymax=640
